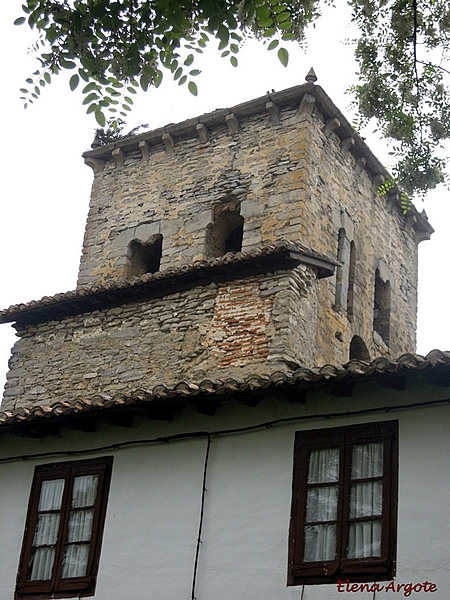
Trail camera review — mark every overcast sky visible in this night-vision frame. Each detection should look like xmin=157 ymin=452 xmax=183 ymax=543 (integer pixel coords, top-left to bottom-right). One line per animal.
xmin=1 ymin=0 xmax=450 ymax=399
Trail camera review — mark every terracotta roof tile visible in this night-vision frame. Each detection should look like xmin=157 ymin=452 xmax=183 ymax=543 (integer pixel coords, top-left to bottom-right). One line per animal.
xmin=1 ymin=350 xmax=449 ymax=433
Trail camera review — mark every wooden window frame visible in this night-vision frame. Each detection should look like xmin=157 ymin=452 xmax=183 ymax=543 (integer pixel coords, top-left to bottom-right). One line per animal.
xmin=15 ymin=457 xmax=113 ymax=600
xmin=288 ymin=421 xmax=398 ymax=586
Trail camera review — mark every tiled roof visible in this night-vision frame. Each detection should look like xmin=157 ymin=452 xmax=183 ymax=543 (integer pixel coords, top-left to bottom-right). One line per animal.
xmin=0 ymin=241 xmax=337 ymax=326
xmin=1 ymin=350 xmax=449 ymax=435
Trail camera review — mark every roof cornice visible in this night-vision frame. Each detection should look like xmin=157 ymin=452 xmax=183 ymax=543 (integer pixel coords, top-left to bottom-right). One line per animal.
xmin=83 ymin=82 xmax=433 ymax=241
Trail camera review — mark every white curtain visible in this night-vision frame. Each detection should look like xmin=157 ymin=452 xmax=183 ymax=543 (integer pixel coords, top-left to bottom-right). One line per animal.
xmin=29 ymin=479 xmax=65 ymax=581
xmin=348 ymin=521 xmax=382 ymax=558
xmin=60 ymin=475 xmax=99 ymax=578
xmin=29 ymin=547 xmax=56 ymax=581
xmin=351 ymin=442 xmax=383 ymax=479
xmin=38 ymin=479 xmax=65 ymax=511
xmin=347 ymin=442 xmax=383 ymax=558
xmin=304 ymin=448 xmax=339 ymax=562
xmin=304 ymin=524 xmax=337 ymax=562
xmin=71 ymin=475 xmax=98 ymax=508
xmin=61 ymin=543 xmax=90 ymax=578
xmin=307 ymin=448 xmax=339 ymax=483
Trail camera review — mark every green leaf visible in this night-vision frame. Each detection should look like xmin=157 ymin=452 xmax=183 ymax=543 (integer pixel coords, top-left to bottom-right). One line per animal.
xmin=184 ymin=54 xmax=194 ymax=67
xmin=188 ymin=81 xmax=198 ymax=96
xmin=95 ymin=109 xmax=106 ymax=127
xmin=178 ymin=75 xmax=187 ymax=86
xmin=189 ymin=69 xmax=201 ymax=76
xmin=230 ymin=56 xmax=238 ymax=67
xmin=275 ymin=11 xmax=291 ymax=23
xmin=44 ymin=72 xmax=51 ymax=84
xmin=174 ymin=67 xmax=183 ymax=80
xmin=83 ymin=92 xmax=99 ymax=105
xmin=273 ymin=4 xmax=288 ymax=13
xmin=268 ymin=39 xmax=279 ymax=50
xmin=140 ymin=73 xmax=150 ymax=91
xmin=59 ymin=57 xmax=76 ymax=69
xmin=69 ymin=74 xmax=79 ymax=91
xmin=82 ymin=82 xmax=98 ymax=94
xmin=14 ymin=17 xmax=26 ymax=25
xmin=277 ymin=47 xmax=289 ymax=67
xmin=154 ymin=70 xmax=163 ymax=88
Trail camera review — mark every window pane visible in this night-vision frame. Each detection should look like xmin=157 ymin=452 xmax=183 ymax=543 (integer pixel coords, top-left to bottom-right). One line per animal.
xmin=351 ymin=442 xmax=383 ymax=479
xmin=307 ymin=448 xmax=339 ymax=483
xmin=67 ymin=509 xmax=94 ymax=543
xmin=28 ymin=547 xmax=55 ymax=581
xmin=33 ymin=514 xmax=60 ymax=546
xmin=348 ymin=520 xmax=382 ymax=558
xmin=72 ymin=475 xmax=99 ymax=508
xmin=349 ymin=481 xmax=382 ymax=518
xmin=304 ymin=524 xmax=336 ymax=562
xmin=38 ymin=479 xmax=65 ymax=511
xmin=306 ymin=486 xmax=338 ymax=522
xmin=61 ymin=543 xmax=90 ymax=578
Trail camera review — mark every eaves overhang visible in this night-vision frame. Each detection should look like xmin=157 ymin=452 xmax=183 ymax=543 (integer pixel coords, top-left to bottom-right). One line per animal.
xmin=0 ymin=350 xmax=449 ymax=439
xmin=0 ymin=241 xmax=336 ymax=327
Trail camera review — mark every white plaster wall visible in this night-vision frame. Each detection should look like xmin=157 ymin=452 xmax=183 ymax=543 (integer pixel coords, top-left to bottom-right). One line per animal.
xmin=1 ymin=389 xmax=450 ymax=600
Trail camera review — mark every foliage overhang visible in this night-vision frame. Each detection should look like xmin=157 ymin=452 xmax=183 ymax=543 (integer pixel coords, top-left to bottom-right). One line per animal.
xmin=13 ymin=0 xmax=450 ymax=197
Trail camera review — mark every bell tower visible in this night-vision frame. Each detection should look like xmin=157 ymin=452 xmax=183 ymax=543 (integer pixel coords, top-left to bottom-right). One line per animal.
xmin=1 ymin=74 xmax=433 ymax=411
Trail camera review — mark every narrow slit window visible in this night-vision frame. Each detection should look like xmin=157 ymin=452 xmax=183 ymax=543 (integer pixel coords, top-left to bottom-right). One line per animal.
xmin=373 ymin=269 xmax=391 ymax=345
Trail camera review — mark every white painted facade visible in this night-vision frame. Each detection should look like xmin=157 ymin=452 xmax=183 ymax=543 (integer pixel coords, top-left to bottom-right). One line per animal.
xmin=1 ymin=379 xmax=449 ymax=600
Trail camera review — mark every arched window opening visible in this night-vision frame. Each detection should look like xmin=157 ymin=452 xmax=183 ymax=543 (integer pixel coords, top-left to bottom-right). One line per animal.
xmin=205 ymin=203 xmax=244 ymax=258
xmin=347 ymin=240 xmax=356 ymax=316
xmin=127 ymin=234 xmax=163 ymax=277
xmin=373 ymin=269 xmax=391 ymax=345
xmin=349 ymin=335 xmax=370 ymax=361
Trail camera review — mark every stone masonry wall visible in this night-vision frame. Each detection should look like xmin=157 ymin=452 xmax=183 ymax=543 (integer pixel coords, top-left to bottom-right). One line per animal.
xmin=77 ymin=94 xmax=421 ymax=366
xmin=3 ymin=267 xmax=318 ymax=411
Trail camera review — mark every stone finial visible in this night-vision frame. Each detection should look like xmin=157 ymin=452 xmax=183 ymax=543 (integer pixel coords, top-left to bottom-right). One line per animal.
xmin=162 ymin=132 xmax=175 ymax=152
xmin=265 ymin=101 xmax=280 ymax=124
xmin=112 ymin=148 xmax=125 ymax=168
xmin=196 ymin=123 xmax=208 ymax=143
xmin=305 ymin=68 xmax=317 ymax=83
xmin=225 ymin=113 xmax=239 ymax=135
xmin=139 ymin=141 xmax=150 ymax=161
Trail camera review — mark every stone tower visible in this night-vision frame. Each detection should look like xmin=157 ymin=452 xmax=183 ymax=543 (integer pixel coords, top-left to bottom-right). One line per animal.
xmin=0 ymin=76 xmax=432 ymax=411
